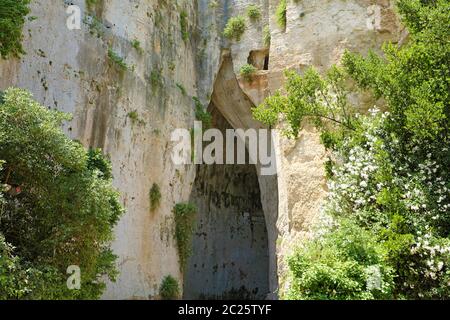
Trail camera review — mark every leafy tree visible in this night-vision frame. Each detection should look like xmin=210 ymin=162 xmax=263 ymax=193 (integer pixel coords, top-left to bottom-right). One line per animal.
xmin=255 ymin=0 xmax=450 ymax=299
xmin=0 ymin=88 xmax=123 ymax=299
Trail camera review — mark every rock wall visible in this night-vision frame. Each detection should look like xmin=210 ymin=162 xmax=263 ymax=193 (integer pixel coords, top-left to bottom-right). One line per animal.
xmin=1 ymin=0 xmax=200 ymax=299
xmin=204 ymin=0 xmax=402 ymax=297
xmin=0 ymin=0 xmax=402 ymax=299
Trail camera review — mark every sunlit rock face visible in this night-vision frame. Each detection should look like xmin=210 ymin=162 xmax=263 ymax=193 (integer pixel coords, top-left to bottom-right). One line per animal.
xmin=0 ymin=0 xmax=401 ymax=299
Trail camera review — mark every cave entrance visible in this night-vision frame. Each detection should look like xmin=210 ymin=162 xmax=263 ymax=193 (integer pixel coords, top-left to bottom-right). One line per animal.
xmin=183 ymin=107 xmax=271 ymax=300
xmin=248 ymin=49 xmax=270 ymax=71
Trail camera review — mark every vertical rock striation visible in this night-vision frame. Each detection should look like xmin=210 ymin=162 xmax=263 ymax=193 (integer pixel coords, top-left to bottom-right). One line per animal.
xmin=0 ymin=0 xmax=402 ymax=299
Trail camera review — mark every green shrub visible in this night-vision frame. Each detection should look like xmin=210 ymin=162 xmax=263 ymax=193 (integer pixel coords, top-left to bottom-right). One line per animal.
xmin=86 ymin=0 xmax=98 ymax=11
xmin=276 ymin=0 xmax=287 ymax=30
xmin=127 ymin=111 xmax=139 ymax=123
xmin=180 ymin=10 xmax=189 ymax=42
xmin=223 ymin=16 xmax=246 ymax=41
xmin=131 ymin=39 xmax=143 ymax=54
xmin=150 ymin=69 xmax=163 ymax=89
xmin=84 ymin=15 xmax=104 ymax=38
xmin=159 ymin=275 xmax=180 ymax=300
xmin=0 ymin=0 xmax=31 ymax=59
xmin=286 ymin=219 xmax=395 ymax=300
xmin=149 ymin=183 xmax=161 ymax=211
xmin=247 ymin=5 xmax=261 ymax=20
xmin=108 ymin=48 xmax=128 ymax=71
xmin=173 ymin=203 xmax=197 ymax=271
xmin=240 ymin=64 xmax=257 ymax=82
xmin=87 ymin=148 xmax=112 ymax=180
xmin=258 ymin=0 xmax=450 ymax=300
xmin=0 ymin=88 xmax=123 ymax=299
xmin=193 ymin=97 xmax=212 ymax=129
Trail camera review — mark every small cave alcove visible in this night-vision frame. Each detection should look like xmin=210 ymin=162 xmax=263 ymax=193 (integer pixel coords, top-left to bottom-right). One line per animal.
xmin=247 ymin=49 xmax=270 ymax=71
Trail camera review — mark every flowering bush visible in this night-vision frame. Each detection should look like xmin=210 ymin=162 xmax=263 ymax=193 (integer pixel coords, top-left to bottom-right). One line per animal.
xmin=255 ymin=0 xmax=450 ymax=299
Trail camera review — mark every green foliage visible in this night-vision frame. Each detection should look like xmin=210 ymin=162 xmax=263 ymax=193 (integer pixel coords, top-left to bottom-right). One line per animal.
xmin=84 ymin=15 xmax=104 ymax=38
xmin=176 ymin=83 xmax=187 ymax=96
xmin=262 ymin=0 xmax=450 ymax=300
xmin=193 ymin=97 xmax=212 ymax=129
xmin=131 ymin=39 xmax=143 ymax=54
xmin=223 ymin=16 xmax=246 ymax=41
xmin=263 ymin=25 xmax=271 ymax=48
xmin=0 ymin=88 xmax=124 ymax=299
xmin=173 ymin=203 xmax=197 ymax=271
xmin=209 ymin=1 xmax=219 ymax=9
xmin=253 ymin=66 xmax=357 ymax=148
xmin=87 ymin=148 xmax=112 ymax=180
xmin=247 ymin=4 xmax=261 ymax=20
xmin=150 ymin=69 xmax=163 ymax=89
xmin=275 ymin=0 xmax=287 ymax=30
xmin=149 ymin=183 xmax=161 ymax=211
xmin=108 ymin=48 xmax=128 ymax=71
xmin=240 ymin=64 xmax=257 ymax=82
xmin=86 ymin=0 xmax=99 ymax=11
xmin=180 ymin=10 xmax=189 ymax=42
xmin=128 ymin=110 xmax=145 ymax=125
xmin=0 ymin=0 xmax=30 ymax=59
xmin=159 ymin=275 xmax=180 ymax=300
xmin=286 ymin=219 xmax=395 ymax=300
xmin=342 ymin=0 xmax=449 ymax=145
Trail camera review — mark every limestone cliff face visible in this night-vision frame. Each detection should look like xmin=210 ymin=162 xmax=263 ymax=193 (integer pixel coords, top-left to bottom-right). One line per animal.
xmin=0 ymin=0 xmax=200 ymax=299
xmin=0 ymin=0 xmax=402 ymax=299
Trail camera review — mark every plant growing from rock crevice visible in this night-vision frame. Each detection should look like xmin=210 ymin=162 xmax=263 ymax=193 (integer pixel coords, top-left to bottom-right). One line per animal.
xmin=180 ymin=10 xmax=189 ymax=42
xmin=223 ymin=16 xmax=246 ymax=41
xmin=193 ymin=97 xmax=212 ymax=129
xmin=159 ymin=275 xmax=180 ymax=300
xmin=173 ymin=203 xmax=197 ymax=271
xmin=240 ymin=64 xmax=257 ymax=82
xmin=276 ymin=0 xmax=287 ymax=30
xmin=149 ymin=183 xmax=161 ymax=211
xmin=247 ymin=4 xmax=261 ymax=21
xmin=108 ymin=48 xmax=128 ymax=71
xmin=131 ymin=39 xmax=143 ymax=54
